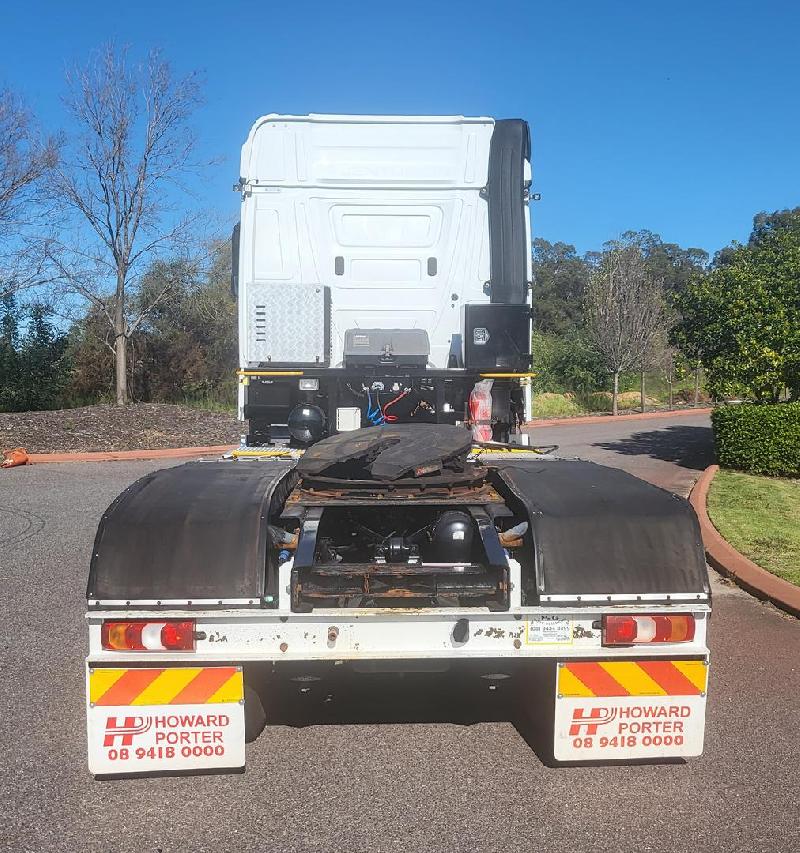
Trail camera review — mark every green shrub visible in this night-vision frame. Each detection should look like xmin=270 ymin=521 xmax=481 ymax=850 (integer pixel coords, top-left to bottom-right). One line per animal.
xmin=531 ymin=331 xmax=607 ymax=394
xmin=711 ymin=402 xmax=800 ymax=476
xmin=531 ymin=392 xmax=584 ymax=418
xmin=0 ymin=296 xmax=70 ymax=412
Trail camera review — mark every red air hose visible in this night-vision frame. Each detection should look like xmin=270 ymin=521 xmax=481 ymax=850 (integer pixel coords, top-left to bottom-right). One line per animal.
xmin=382 ymin=389 xmax=410 ymax=422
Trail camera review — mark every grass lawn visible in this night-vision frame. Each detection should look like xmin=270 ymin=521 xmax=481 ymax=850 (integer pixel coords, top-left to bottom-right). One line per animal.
xmin=531 ymin=393 xmax=585 ymax=418
xmin=707 ymin=470 xmax=800 ymax=586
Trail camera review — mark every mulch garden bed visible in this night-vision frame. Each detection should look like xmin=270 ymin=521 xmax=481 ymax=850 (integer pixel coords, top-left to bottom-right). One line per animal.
xmin=0 ymin=403 xmax=242 ymax=454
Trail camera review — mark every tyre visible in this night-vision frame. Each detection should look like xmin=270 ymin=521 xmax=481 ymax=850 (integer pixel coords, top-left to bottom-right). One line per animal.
xmin=244 ymin=683 xmax=267 ymax=742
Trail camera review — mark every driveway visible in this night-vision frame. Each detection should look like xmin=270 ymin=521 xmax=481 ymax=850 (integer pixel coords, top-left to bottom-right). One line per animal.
xmin=1 ymin=416 xmax=798 ymax=853
xmin=527 ymin=410 xmax=716 ymax=496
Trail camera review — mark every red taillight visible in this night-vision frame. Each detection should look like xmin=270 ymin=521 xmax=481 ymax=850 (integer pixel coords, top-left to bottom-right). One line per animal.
xmin=602 ymin=614 xmax=695 ymax=646
xmin=160 ymin=621 xmax=194 ymax=649
xmin=101 ymin=620 xmax=195 ymax=652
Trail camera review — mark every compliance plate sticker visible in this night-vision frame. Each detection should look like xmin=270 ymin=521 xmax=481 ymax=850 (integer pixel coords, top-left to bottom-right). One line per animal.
xmin=553 ymin=659 xmax=708 ymax=761
xmin=87 ymin=666 xmax=245 ymax=775
xmin=526 ymin=615 xmax=572 ymax=645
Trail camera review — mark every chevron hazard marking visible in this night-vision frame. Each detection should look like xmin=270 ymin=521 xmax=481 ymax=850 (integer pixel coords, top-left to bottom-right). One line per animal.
xmin=559 ymin=660 xmax=707 ymax=697
xmin=90 ymin=667 xmax=242 ymax=706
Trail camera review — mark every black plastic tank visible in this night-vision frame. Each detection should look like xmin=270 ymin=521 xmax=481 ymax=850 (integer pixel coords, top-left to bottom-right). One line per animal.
xmin=429 ymin=511 xmax=474 ymax=563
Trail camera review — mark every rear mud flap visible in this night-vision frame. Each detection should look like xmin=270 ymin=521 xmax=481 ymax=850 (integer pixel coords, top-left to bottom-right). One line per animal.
xmin=87 ymin=665 xmax=246 ymax=776
xmin=553 ymin=659 xmax=709 ymax=762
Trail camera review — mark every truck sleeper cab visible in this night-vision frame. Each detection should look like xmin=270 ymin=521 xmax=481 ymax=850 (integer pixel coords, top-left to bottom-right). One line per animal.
xmin=231 ymin=114 xmax=533 ymax=445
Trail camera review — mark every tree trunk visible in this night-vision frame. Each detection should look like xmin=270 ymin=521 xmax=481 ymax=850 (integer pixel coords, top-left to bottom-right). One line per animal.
xmin=668 ymin=362 xmax=674 ymax=410
xmin=694 ymin=362 xmax=701 ymax=407
xmin=114 ymin=268 xmax=127 ymax=406
xmin=115 ymin=334 xmax=127 ymax=405
xmin=640 ymin=368 xmax=646 ymax=413
xmin=612 ymin=371 xmax=620 ymax=416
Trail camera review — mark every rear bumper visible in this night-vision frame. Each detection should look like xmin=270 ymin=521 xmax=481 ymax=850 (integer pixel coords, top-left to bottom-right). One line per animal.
xmin=86 ymin=604 xmax=710 ymax=664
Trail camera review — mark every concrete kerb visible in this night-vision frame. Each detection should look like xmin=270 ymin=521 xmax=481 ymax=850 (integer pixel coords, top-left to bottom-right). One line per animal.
xmin=526 ymin=407 xmax=713 ymax=429
xmin=690 ymin=464 xmax=800 ymax=618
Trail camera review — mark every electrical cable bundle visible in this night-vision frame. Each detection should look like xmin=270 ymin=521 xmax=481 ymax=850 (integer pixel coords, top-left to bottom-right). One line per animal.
xmin=366 ymin=388 xmax=385 ymax=425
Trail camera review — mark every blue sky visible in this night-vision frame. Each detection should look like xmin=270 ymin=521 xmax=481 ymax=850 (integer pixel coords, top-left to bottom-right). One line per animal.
xmin=2 ymin=0 xmax=799 ymax=256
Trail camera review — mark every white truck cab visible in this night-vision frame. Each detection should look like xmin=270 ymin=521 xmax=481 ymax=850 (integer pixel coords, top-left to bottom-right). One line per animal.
xmin=232 ymin=114 xmax=533 ymax=445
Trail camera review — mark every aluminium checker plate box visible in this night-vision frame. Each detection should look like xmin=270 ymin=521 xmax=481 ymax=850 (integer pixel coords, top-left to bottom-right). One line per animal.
xmin=246 ymin=283 xmax=330 ymax=366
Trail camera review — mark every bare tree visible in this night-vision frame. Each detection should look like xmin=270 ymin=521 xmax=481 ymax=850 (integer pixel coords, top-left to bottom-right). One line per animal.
xmin=584 ymin=246 xmax=666 ymax=415
xmin=693 ymin=361 xmax=703 ymax=407
xmin=50 ymin=44 xmax=205 ymax=405
xmin=0 ymin=89 xmax=59 ymax=296
xmin=654 ymin=340 xmax=681 ymax=410
xmin=639 ymin=322 xmax=673 ymax=412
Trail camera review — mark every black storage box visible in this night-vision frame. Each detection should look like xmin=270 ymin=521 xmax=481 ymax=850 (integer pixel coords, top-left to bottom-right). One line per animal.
xmin=463 ymin=303 xmax=531 ymax=370
xmin=343 ymin=328 xmax=430 ymax=369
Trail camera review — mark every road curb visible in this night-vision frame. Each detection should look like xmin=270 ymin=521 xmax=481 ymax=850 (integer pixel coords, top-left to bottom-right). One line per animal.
xmin=26 ymin=445 xmax=236 ymax=464
xmin=690 ymin=464 xmax=800 ymax=617
xmin=526 ymin=407 xmax=713 ymax=428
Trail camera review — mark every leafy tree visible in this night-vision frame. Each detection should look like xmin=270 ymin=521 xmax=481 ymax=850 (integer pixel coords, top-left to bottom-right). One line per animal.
xmin=531 ymin=239 xmax=591 ymax=334
xmin=66 ymin=242 xmax=236 ymax=406
xmin=134 ymin=242 xmax=236 ymax=404
xmin=0 ymin=293 xmax=20 ymax=409
xmin=63 ymin=305 xmax=116 ymax=404
xmin=17 ymin=303 xmax=70 ymax=410
xmin=609 ymin=230 xmax=708 ymax=295
xmin=749 ymin=207 xmax=800 ymax=247
xmin=711 ymin=208 xmax=800 ymax=268
xmin=673 ymin=214 xmax=800 ymax=402
xmin=531 ymin=331 xmax=606 ymax=394
xmin=0 ymin=295 xmax=69 ymax=411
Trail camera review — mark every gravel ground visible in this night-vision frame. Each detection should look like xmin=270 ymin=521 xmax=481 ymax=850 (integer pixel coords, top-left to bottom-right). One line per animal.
xmin=0 ymin=403 xmax=240 ymax=453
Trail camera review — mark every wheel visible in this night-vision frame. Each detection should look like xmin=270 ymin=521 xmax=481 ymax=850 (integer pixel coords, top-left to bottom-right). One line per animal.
xmin=244 ymin=683 xmax=267 ymax=742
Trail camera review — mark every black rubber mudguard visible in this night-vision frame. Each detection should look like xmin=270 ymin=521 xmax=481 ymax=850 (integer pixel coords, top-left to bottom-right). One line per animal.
xmin=494 ymin=459 xmax=709 ymax=599
xmin=487 ymin=118 xmax=531 ymax=305
xmin=87 ymin=461 xmax=295 ymax=602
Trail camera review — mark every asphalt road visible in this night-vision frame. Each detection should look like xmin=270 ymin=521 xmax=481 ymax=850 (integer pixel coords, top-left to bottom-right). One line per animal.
xmin=528 ymin=411 xmax=717 ymax=497
xmin=2 ymin=412 xmax=798 ymax=852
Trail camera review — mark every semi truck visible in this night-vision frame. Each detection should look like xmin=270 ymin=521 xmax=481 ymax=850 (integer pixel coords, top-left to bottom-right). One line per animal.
xmin=85 ymin=115 xmax=711 ymax=777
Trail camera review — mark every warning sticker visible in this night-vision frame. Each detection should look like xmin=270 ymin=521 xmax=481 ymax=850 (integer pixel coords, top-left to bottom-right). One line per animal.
xmin=526 ymin=615 xmax=573 ymax=645
xmin=86 ymin=666 xmax=245 ymax=775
